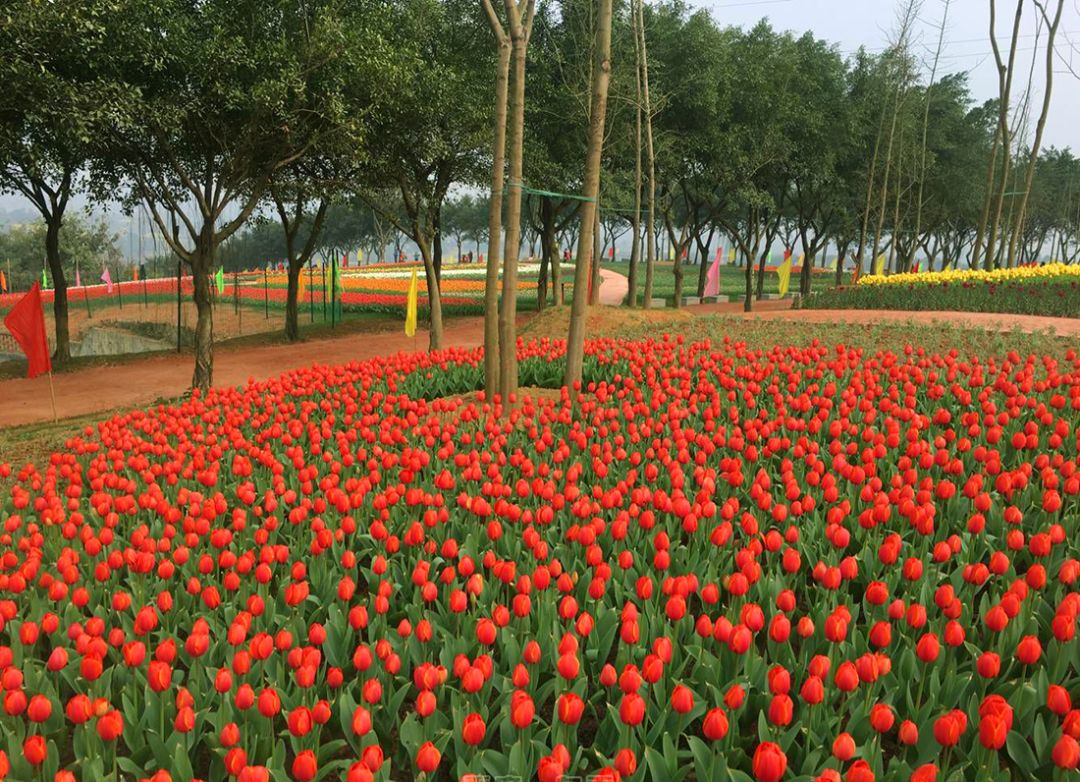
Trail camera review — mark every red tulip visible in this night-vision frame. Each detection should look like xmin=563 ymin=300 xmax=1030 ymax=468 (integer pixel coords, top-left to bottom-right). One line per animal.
xmin=702 ymin=707 xmax=729 ymax=740
xmin=238 ymin=768 xmax=271 ymax=782
xmin=461 ymin=713 xmax=486 ymax=745
xmin=909 ymin=765 xmax=937 ymax=782
xmin=292 ymin=750 xmax=317 ymax=782
xmin=415 ymin=741 xmax=440 ymax=773
xmin=22 ymin=736 xmax=46 ymax=766
xmin=1048 ymin=685 xmax=1072 ymax=716
xmin=1016 ymin=635 xmax=1042 ymax=664
xmin=1053 ymin=735 xmax=1080 ymax=769
xmin=752 ymin=742 xmax=787 ymax=782
xmin=846 ymin=760 xmax=874 ymax=782
xmin=671 ymin=685 xmax=695 ymax=714
xmin=26 ymin=695 xmax=51 ymax=723
xmin=869 ymin=703 xmax=895 ymax=733
xmin=832 ymin=732 xmax=855 ymax=761
xmin=97 ymin=710 xmax=123 ymax=742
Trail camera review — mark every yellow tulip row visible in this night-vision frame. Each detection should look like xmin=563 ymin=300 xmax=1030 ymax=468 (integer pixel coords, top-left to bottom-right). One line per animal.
xmin=857 ymin=262 xmax=1080 ymax=287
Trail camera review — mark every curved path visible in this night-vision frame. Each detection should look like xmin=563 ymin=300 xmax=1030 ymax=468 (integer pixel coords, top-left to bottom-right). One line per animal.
xmin=1 ymin=269 xmax=1076 ymax=429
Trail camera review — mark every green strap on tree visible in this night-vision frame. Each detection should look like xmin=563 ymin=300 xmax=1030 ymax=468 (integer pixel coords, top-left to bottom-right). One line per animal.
xmin=508 ymin=180 xmax=596 ymax=203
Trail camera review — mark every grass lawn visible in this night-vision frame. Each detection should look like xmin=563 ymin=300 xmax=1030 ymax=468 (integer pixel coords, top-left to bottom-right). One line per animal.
xmin=601 ymin=261 xmax=837 ymax=305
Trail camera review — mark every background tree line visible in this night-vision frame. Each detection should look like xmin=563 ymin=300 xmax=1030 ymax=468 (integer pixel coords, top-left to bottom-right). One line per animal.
xmin=1 ymin=0 xmax=1074 ymax=391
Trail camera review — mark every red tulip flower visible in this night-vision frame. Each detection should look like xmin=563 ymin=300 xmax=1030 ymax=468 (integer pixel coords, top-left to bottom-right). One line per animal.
xmin=702 ymin=707 xmax=729 ymax=740
xmin=752 ymin=742 xmax=787 ymax=782
xmin=23 ymin=735 xmax=47 ymax=766
xmin=292 ymin=750 xmax=317 ymax=782
xmin=461 ymin=713 xmax=486 ymax=745
xmin=415 ymin=741 xmax=441 ymax=773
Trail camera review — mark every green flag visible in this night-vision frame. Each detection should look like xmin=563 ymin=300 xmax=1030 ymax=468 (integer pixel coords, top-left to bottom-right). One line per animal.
xmin=215 ymin=267 xmax=225 ymax=294
xmin=42 ymin=267 xmax=48 ymax=288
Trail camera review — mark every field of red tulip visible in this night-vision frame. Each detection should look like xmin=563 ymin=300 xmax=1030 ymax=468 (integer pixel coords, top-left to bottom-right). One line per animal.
xmin=0 ymin=334 xmax=1078 ymax=782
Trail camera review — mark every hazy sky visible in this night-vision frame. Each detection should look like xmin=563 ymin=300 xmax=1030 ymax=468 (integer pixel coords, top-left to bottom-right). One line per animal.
xmin=703 ymin=0 xmax=1079 ymax=149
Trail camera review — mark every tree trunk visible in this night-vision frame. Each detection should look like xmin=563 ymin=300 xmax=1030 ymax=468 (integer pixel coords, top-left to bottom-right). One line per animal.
xmin=628 ymin=11 xmax=643 ymax=309
xmin=482 ymin=4 xmax=511 ymax=399
xmin=637 ymin=0 xmax=656 ymax=309
xmin=835 ymin=248 xmax=846 ymax=286
xmin=421 ymin=245 xmax=444 ymax=351
xmin=1008 ymin=0 xmax=1063 ymax=267
xmin=191 ymin=243 xmax=214 ymax=392
xmin=433 ymin=206 xmax=444 ymax=283
xmin=755 ymin=244 xmax=769 ymax=299
xmin=981 ymin=0 xmax=1024 ymax=269
xmin=742 ymin=223 xmax=760 ymax=313
xmin=538 ymin=197 xmax=555 ymax=310
xmin=552 ymin=221 xmax=563 ymax=305
xmin=910 ymin=0 xmax=950 ymax=273
xmin=44 ymin=217 xmax=71 ymax=364
xmin=285 ymin=263 xmax=301 ymax=341
xmin=497 ymin=0 xmax=534 ymax=402
xmin=537 ymin=246 xmax=549 ymax=310
xmin=856 ymin=82 xmax=888 ymax=273
xmin=695 ymin=233 xmax=709 ymax=297
xmin=564 ymin=0 xmax=613 ymax=388
xmin=590 ymin=205 xmax=601 ymax=304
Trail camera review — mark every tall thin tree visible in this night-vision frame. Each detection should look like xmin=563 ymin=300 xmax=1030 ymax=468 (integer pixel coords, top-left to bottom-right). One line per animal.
xmin=481 ymin=0 xmax=512 ymax=398
xmin=1007 ymin=0 xmax=1064 ymax=267
xmin=637 ymin=0 xmax=657 ymax=308
xmin=976 ymin=0 xmax=1024 ymax=269
xmin=565 ymin=0 xmax=614 ymax=387
xmin=497 ymin=0 xmax=537 ymax=402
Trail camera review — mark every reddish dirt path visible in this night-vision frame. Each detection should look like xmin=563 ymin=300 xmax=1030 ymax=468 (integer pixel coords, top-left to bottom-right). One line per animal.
xmin=2 ymin=272 xmax=1077 ymax=429
xmin=0 ymin=318 xmax=486 ymax=429
xmin=684 ymin=298 xmax=1080 ymax=337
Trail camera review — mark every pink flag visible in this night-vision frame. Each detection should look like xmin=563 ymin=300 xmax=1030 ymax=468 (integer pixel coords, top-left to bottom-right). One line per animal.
xmin=101 ymin=265 xmax=113 ymax=293
xmin=704 ymin=249 xmax=721 ymax=297
xmin=75 ymin=262 xmax=82 ymax=288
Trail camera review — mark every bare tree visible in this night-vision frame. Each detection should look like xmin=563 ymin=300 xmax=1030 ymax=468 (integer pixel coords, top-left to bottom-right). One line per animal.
xmin=870 ymin=0 xmax=921 ymax=270
xmin=1008 ymin=0 xmax=1065 ymax=266
xmin=909 ymin=0 xmax=951 ymax=272
xmin=975 ymin=0 xmax=1024 ymax=269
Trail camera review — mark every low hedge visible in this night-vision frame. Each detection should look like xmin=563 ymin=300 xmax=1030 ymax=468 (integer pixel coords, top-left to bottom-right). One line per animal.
xmin=801 ymin=278 xmax=1080 ymax=318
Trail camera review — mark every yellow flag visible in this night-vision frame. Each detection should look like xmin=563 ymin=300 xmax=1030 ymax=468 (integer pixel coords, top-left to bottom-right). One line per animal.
xmin=404 ymin=268 xmax=418 ymax=337
xmin=728 ymin=248 xmax=736 ymax=263
xmin=874 ymin=255 xmax=885 ymax=276
xmin=668 ymin=245 xmax=675 ymax=261
xmin=777 ymin=254 xmax=793 ymax=297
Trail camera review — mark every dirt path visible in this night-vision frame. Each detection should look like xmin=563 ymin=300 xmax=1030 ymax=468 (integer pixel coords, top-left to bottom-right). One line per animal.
xmin=2 ymin=270 xmax=1078 ymax=429
xmin=0 ymin=317 xmax=488 ymax=429
xmin=683 ymin=298 xmax=1080 ymax=337
xmin=597 ymin=269 xmax=629 ymax=306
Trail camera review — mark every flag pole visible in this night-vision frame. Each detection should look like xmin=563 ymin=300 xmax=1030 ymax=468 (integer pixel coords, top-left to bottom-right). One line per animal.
xmin=46 ymin=369 xmax=58 ymax=423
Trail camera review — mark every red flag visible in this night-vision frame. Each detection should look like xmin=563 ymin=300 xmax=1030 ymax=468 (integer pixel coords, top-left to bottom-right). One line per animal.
xmin=3 ymin=282 xmax=52 ymax=378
